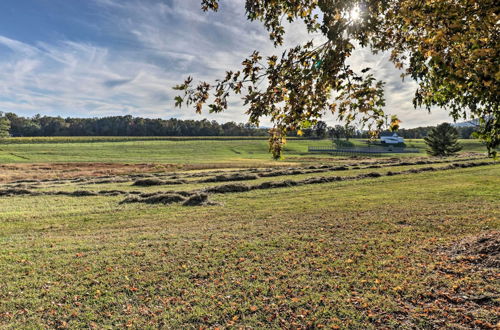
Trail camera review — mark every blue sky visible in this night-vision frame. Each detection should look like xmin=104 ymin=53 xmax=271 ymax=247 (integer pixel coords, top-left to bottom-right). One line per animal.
xmin=0 ymin=0 xmax=452 ymax=127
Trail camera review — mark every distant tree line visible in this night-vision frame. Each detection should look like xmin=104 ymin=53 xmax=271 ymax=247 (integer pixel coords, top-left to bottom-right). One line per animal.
xmin=384 ymin=126 xmax=477 ymax=140
xmin=0 ymin=113 xmax=479 ymax=139
xmin=2 ymin=113 xmax=268 ymax=137
xmin=0 ymin=112 xmax=10 ymax=138
xmin=291 ymin=121 xmax=479 ymax=140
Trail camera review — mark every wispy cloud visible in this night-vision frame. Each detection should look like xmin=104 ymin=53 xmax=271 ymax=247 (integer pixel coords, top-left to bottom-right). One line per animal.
xmin=0 ymin=0 xmax=453 ymax=127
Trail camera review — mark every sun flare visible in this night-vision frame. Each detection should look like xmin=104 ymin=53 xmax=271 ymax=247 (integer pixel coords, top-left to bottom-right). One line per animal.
xmin=349 ymin=6 xmax=361 ymax=21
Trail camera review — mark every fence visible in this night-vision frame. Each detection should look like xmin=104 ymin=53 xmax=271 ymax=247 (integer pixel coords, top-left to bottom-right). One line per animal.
xmin=308 ymin=146 xmax=420 ymax=156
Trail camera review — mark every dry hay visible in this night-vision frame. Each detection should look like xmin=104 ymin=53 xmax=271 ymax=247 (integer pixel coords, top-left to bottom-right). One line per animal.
xmin=69 ymin=190 xmax=99 ymax=197
xmin=448 ymin=231 xmax=500 ymax=268
xmin=301 ymin=177 xmax=332 ymax=185
xmin=2 ymin=160 xmax=496 ymax=211
xmin=205 ymin=184 xmax=251 ymax=194
xmin=120 ymin=191 xmax=211 ymax=207
xmin=0 ymin=188 xmax=40 ymax=196
xmin=1 ymin=156 xmax=487 ymax=184
xmin=182 ymin=193 xmax=219 ymax=206
xmin=202 ymin=173 xmax=258 ymax=183
xmin=133 ymin=178 xmax=165 ymax=186
xmin=80 ymin=178 xmax=131 ymax=185
xmin=121 ymin=193 xmax=187 ymax=205
xmin=258 ymin=170 xmax=293 ymax=178
xmin=386 ymin=171 xmax=401 ymax=176
xmin=174 ymin=191 xmax=197 ymax=197
xmin=98 ymin=190 xmax=128 ymax=196
xmin=0 ymin=162 xmax=179 ymax=184
xmin=126 ymin=157 xmax=490 ymax=186
xmin=359 ymin=172 xmax=383 ymax=178
xmin=132 ymin=178 xmax=188 ymax=186
xmin=253 ymin=180 xmax=301 ymax=190
xmin=0 ymin=188 xmax=125 ymax=197
xmin=49 ymin=190 xmax=99 ymax=197
xmin=142 ymin=194 xmax=186 ymax=204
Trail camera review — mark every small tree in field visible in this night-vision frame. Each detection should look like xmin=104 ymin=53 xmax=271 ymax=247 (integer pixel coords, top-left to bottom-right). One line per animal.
xmin=313 ymin=121 xmax=328 ymax=139
xmin=425 ymin=123 xmax=462 ymax=156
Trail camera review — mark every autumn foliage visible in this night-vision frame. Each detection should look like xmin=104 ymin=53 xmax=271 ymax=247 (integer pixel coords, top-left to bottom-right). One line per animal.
xmin=175 ymin=0 xmax=499 ymax=158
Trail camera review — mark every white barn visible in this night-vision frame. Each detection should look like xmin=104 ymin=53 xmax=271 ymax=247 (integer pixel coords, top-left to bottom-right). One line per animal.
xmin=380 ymin=133 xmax=404 ymax=144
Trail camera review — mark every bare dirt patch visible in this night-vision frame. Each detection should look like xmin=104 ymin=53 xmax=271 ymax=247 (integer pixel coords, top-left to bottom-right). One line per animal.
xmin=448 ymin=231 xmax=500 ymax=268
xmin=0 ymin=163 xmax=176 ymax=183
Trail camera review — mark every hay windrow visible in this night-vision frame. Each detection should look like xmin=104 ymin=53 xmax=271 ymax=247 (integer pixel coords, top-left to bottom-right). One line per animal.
xmin=361 ymin=172 xmax=382 ymax=178
xmin=121 ymin=193 xmax=187 ymax=205
xmin=182 ymin=193 xmax=219 ymax=206
xmin=205 ymin=184 xmax=251 ymax=194
xmin=202 ymin=174 xmax=258 ymax=183
xmin=258 ymin=170 xmax=292 ymax=178
xmin=132 ymin=178 xmax=187 ymax=186
xmin=133 ymin=178 xmax=166 ymax=186
xmin=98 ymin=190 xmax=128 ymax=196
xmin=174 ymin=191 xmax=197 ymax=197
xmin=0 ymin=188 xmax=40 ymax=196
xmin=1 ymin=161 xmax=497 ymax=205
xmin=6 ymin=156 xmax=480 ymax=188
xmin=69 ymin=190 xmax=99 ymax=196
xmin=48 ymin=190 xmax=99 ymax=197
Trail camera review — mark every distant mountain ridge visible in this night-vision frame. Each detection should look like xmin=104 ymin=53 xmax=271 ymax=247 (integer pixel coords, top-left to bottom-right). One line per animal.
xmin=452 ymin=119 xmax=480 ymax=128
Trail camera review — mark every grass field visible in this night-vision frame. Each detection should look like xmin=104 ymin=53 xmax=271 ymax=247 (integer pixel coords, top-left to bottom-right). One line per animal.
xmin=0 ymin=138 xmax=498 ymax=328
xmin=0 ymin=137 xmax=489 ymax=164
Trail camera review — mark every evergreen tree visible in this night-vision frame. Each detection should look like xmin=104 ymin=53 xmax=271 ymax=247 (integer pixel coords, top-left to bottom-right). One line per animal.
xmin=424 ymin=123 xmax=462 ymax=156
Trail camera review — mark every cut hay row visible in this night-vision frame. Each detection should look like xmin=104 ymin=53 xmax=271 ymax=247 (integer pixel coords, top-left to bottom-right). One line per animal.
xmin=0 ymin=161 xmax=495 ymax=200
xmin=132 ymin=178 xmax=187 ymax=186
xmin=128 ymin=157 xmax=491 ymax=187
xmin=4 ymin=155 xmax=485 ymax=186
xmin=121 ymin=161 xmax=497 ymax=206
xmin=120 ymin=192 xmax=216 ymax=207
xmin=202 ymin=161 xmax=496 ymax=195
xmin=0 ymin=189 xmax=137 ymax=197
xmin=2 ymin=156 xmax=488 ymax=189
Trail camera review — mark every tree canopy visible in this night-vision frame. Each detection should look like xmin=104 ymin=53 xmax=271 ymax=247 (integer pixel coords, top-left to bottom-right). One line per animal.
xmin=2 ymin=113 xmax=266 ymax=138
xmin=0 ymin=112 xmax=11 ymax=138
xmin=175 ymin=0 xmax=499 ymax=158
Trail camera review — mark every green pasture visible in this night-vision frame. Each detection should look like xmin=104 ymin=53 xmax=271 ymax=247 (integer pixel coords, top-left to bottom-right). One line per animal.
xmin=0 ymin=137 xmax=488 ymax=164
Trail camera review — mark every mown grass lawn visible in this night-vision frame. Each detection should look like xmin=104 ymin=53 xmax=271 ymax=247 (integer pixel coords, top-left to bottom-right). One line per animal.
xmin=1 ymin=165 xmax=498 ymax=328
xmin=0 ymin=138 xmax=488 ymax=164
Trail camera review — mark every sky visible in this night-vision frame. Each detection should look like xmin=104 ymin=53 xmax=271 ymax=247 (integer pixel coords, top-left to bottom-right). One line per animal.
xmin=0 ymin=0 xmax=453 ymax=128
